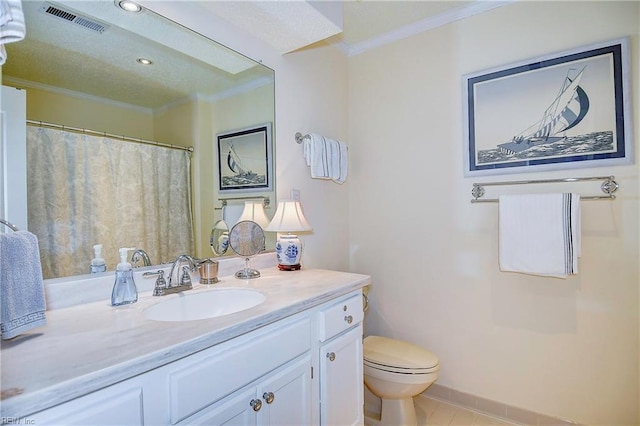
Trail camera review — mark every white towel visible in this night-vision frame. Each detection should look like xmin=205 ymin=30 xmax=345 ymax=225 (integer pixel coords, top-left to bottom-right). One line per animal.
xmin=329 ymin=138 xmax=348 ymax=184
xmin=0 ymin=230 xmax=47 ymax=339
xmin=0 ymin=0 xmax=14 ymax=27
xmin=0 ymin=0 xmax=25 ymax=65
xmin=222 ymin=203 xmax=245 ymax=227
xmin=499 ymin=193 xmax=580 ymax=278
xmin=303 ymin=133 xmax=329 ymax=179
xmin=0 ymin=0 xmax=26 ymax=44
xmin=302 ymin=133 xmax=348 ymax=183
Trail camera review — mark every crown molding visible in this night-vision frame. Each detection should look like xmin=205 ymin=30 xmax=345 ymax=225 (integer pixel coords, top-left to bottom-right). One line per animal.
xmin=346 ymin=1 xmax=513 ymax=57
xmin=207 ymin=76 xmax=275 ymax=102
xmin=3 ymin=76 xmax=153 ymax=115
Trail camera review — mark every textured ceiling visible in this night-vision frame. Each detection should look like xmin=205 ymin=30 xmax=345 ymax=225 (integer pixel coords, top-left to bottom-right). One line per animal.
xmin=3 ymin=1 xmax=272 ymax=110
xmin=2 ymin=1 xmax=487 ymax=110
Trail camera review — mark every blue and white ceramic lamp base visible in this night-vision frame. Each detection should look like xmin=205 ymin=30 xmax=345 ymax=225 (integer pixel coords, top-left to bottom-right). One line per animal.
xmin=275 ymin=234 xmax=302 ymax=271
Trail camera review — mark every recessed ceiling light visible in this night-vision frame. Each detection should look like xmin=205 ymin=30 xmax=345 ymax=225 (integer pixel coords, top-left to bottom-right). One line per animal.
xmin=136 ymin=58 xmax=153 ymax=65
xmin=116 ymin=0 xmax=143 ymax=13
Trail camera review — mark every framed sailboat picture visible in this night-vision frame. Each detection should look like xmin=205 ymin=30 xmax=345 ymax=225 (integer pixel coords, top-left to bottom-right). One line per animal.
xmin=217 ymin=123 xmax=273 ymax=193
xmin=463 ymin=38 xmax=632 ymax=176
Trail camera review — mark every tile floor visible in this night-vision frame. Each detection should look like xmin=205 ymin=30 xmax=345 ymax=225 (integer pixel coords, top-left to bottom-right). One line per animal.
xmin=365 ymin=395 xmax=521 ymax=426
xmin=414 ymin=396 xmax=520 ymax=425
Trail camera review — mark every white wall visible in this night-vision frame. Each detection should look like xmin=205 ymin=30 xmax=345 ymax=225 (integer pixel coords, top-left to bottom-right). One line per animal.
xmin=349 ymin=2 xmax=639 ymax=425
xmin=275 ymin=48 xmax=350 ymax=271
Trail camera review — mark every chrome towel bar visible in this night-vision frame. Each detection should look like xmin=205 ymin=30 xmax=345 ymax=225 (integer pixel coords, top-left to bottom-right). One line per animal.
xmin=471 ymin=175 xmax=619 ymax=203
xmin=295 ymin=132 xmax=311 ymax=144
xmin=215 ymin=196 xmax=270 ymax=210
xmin=0 ymin=219 xmax=19 ymax=231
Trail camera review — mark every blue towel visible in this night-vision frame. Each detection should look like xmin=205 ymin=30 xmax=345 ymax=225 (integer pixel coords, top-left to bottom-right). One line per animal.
xmin=0 ymin=230 xmax=47 ymax=339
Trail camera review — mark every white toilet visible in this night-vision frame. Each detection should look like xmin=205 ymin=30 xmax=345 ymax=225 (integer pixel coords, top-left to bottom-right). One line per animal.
xmin=363 ymin=335 xmax=440 ymax=426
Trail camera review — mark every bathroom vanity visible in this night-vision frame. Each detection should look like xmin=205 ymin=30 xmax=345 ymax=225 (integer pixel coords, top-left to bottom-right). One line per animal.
xmin=0 ymin=267 xmax=369 ymax=425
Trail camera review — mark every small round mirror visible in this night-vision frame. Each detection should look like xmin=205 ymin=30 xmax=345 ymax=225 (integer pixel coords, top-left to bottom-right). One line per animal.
xmin=210 ymin=220 xmax=229 ymax=256
xmin=229 ymin=220 xmax=265 ymax=279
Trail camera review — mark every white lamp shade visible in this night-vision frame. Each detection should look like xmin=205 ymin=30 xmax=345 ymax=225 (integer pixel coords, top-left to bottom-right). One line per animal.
xmin=238 ymin=201 xmax=271 ymax=229
xmin=265 ymin=200 xmax=312 ymax=232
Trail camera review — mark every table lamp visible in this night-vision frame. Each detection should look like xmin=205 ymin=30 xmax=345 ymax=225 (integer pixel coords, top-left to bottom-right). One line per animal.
xmin=238 ymin=201 xmax=270 ymax=229
xmin=265 ymin=200 xmax=312 ymax=270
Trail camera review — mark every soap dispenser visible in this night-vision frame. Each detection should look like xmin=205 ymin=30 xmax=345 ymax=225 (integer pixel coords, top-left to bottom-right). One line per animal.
xmin=111 ymin=247 xmax=138 ymax=306
xmin=90 ymin=244 xmax=107 ymax=273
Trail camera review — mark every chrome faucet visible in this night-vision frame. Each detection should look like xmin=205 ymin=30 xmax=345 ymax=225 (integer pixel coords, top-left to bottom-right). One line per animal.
xmin=131 ymin=249 xmax=152 ymax=267
xmin=144 ymin=254 xmax=199 ymax=296
xmin=168 ymin=254 xmax=198 ymax=286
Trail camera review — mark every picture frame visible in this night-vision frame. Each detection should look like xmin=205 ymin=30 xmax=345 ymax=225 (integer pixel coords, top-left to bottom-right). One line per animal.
xmin=217 ymin=123 xmax=273 ymax=193
xmin=463 ymin=37 xmax=632 ymax=177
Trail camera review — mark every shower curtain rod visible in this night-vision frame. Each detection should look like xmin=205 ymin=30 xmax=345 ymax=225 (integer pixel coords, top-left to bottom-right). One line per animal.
xmin=27 ymin=119 xmax=194 ymax=153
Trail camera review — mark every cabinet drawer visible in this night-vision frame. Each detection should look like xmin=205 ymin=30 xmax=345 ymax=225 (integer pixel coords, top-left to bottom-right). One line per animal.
xmin=30 ymin=384 xmax=144 ymax=425
xmin=168 ymin=317 xmax=311 ymax=424
xmin=318 ymin=292 xmax=363 ymax=342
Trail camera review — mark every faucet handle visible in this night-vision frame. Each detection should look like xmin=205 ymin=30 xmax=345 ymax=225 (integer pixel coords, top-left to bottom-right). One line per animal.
xmin=144 ymin=270 xmax=167 ymax=296
xmin=180 ymin=266 xmax=193 ymax=288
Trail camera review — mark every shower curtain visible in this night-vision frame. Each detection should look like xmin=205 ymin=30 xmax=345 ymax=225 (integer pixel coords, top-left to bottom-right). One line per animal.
xmin=27 ymin=126 xmax=195 ymax=279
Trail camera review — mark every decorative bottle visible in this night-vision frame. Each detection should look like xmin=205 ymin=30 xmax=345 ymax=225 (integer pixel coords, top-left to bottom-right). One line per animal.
xmin=111 ymin=247 xmax=138 ymax=306
xmin=90 ymin=244 xmax=107 ymax=273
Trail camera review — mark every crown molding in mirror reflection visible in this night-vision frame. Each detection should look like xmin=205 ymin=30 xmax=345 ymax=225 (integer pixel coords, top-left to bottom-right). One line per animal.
xmin=2 ymin=1 xmax=276 ymax=280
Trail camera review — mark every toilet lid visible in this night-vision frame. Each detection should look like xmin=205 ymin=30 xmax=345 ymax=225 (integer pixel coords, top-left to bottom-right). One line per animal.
xmin=364 ymin=335 xmax=439 ymax=371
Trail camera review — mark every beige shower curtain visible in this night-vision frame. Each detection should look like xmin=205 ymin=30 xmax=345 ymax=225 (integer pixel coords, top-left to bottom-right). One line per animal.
xmin=27 ymin=126 xmax=194 ymax=279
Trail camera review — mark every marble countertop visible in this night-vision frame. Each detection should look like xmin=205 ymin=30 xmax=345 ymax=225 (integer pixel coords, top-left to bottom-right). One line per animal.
xmin=0 ymin=267 xmax=371 ymax=418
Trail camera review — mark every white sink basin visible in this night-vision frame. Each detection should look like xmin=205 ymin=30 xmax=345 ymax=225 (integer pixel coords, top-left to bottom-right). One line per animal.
xmin=143 ymin=288 xmax=266 ymax=322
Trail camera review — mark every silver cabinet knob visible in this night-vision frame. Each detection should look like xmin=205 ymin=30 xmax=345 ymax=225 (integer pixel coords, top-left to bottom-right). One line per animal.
xmin=250 ymin=398 xmax=262 ymax=412
xmin=327 ymin=352 xmax=336 ymax=362
xmin=263 ymin=391 xmax=275 ymax=404
xmin=344 ymin=315 xmax=353 ymax=324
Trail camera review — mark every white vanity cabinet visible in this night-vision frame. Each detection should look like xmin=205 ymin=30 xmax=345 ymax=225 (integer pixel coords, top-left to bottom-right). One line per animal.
xmin=317 ymin=292 xmax=365 ymax=426
xmin=184 ymin=355 xmax=311 ymax=425
xmin=22 ymin=287 xmax=366 ymax=426
xmin=170 ymin=314 xmax=312 ymax=425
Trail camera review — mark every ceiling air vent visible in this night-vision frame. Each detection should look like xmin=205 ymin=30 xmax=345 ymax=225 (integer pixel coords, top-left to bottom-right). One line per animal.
xmin=38 ymin=2 xmax=109 ymax=34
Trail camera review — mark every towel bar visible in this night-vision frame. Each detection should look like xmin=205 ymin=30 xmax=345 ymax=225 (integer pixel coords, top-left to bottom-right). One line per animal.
xmin=0 ymin=219 xmax=19 ymax=231
xmin=295 ymin=132 xmax=310 ymax=144
xmin=215 ymin=196 xmax=270 ymax=210
xmin=471 ymin=175 xmax=619 ymax=203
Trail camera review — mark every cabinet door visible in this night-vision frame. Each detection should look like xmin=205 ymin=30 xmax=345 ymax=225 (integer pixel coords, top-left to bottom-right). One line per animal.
xmin=178 ymin=355 xmax=311 ymax=426
xmin=258 ymin=355 xmax=312 ymax=425
xmin=167 ymin=317 xmax=311 ymax=424
xmin=320 ymin=324 xmax=363 ymax=426
xmin=179 ymin=388 xmax=258 ymax=426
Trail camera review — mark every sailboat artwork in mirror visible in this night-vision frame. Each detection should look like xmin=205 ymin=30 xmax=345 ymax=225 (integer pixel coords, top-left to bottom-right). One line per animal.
xmin=2 ymin=1 xmax=276 ymax=279
xmin=217 ymin=123 xmax=273 ymax=193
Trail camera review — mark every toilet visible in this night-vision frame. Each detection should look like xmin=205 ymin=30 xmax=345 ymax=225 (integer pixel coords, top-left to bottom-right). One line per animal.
xmin=363 ymin=335 xmax=440 ymax=426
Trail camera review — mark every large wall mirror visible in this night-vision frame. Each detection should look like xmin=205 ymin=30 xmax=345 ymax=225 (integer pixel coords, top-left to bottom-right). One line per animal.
xmin=2 ymin=0 xmax=276 ymax=280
